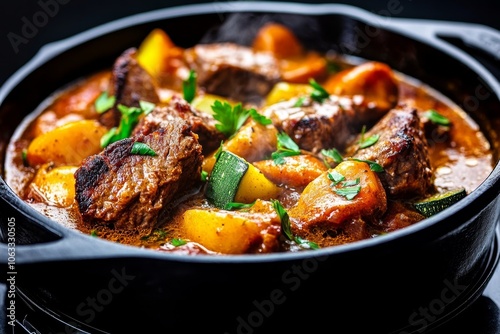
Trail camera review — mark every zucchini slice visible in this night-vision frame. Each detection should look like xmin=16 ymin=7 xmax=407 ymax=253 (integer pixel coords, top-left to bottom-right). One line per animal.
xmin=413 ymin=188 xmax=467 ymax=217
xmin=205 ymin=151 xmax=281 ymax=209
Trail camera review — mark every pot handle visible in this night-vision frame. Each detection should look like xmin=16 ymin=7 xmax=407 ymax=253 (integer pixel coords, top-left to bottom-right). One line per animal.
xmin=386 ymin=19 xmax=500 ymax=64
xmin=0 ymin=197 xmax=140 ymax=272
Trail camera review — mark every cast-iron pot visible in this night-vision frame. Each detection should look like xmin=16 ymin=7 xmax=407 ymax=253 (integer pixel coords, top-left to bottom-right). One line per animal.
xmin=1 ymin=2 xmax=500 ymax=333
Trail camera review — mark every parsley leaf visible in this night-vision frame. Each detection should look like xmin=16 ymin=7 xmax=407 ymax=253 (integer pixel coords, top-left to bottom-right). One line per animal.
xmin=358 ymin=125 xmax=379 ymax=149
xmin=171 ymin=238 xmax=187 ymax=247
xmin=272 ymin=132 xmax=301 ymax=165
xmin=95 ymin=91 xmax=116 ymax=114
xmin=349 ymin=158 xmax=384 ymax=172
xmin=272 ymin=200 xmax=319 ymax=250
xmin=249 ymin=109 xmax=272 ymax=125
xmin=212 ymin=101 xmax=253 ymax=137
xmin=100 ymin=101 xmax=156 ymax=148
xmin=321 ymin=148 xmax=344 ymax=164
xmin=130 ymin=142 xmax=156 ymax=156
xmin=425 ymin=109 xmax=451 ymax=126
xmin=335 ymin=185 xmax=361 ymax=200
xmin=309 ymin=78 xmax=330 ymax=103
xmin=225 ymin=202 xmax=255 ymax=210
xmin=183 ymin=69 xmax=197 ymax=103
xmin=139 ymin=100 xmax=156 ymax=115
xmin=328 ymin=170 xmax=345 ymax=186
xmin=293 ymin=96 xmax=306 ymax=107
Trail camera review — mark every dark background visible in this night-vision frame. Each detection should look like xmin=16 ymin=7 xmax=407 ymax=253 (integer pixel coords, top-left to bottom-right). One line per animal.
xmin=1 ymin=0 xmax=499 ymax=85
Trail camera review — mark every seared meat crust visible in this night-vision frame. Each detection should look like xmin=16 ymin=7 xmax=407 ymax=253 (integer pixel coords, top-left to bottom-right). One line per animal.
xmin=347 ymin=105 xmax=434 ymax=198
xmin=75 ymin=116 xmax=203 ymax=233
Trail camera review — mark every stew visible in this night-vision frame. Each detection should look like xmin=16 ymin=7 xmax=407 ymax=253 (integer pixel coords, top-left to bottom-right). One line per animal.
xmin=4 ymin=23 xmax=494 ymax=255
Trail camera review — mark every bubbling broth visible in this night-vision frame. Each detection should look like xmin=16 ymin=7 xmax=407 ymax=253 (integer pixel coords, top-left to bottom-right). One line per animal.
xmin=4 ymin=23 xmax=494 ymax=255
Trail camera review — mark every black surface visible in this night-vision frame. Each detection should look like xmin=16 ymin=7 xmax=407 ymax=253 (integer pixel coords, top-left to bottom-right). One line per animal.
xmin=1 ymin=1 xmax=499 ymax=333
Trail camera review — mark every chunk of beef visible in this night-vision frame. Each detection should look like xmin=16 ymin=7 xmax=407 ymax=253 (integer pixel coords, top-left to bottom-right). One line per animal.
xmin=100 ymin=48 xmax=160 ymax=128
xmin=262 ymin=95 xmax=366 ymax=154
xmin=133 ymin=96 xmax=225 ymax=154
xmin=347 ymin=105 xmax=434 ymax=198
xmin=75 ymin=116 xmax=203 ymax=233
xmin=184 ymin=43 xmax=281 ymax=105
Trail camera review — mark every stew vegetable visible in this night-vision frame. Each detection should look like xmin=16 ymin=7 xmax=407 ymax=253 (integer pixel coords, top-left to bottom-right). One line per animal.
xmin=4 ymin=24 xmax=494 ymax=255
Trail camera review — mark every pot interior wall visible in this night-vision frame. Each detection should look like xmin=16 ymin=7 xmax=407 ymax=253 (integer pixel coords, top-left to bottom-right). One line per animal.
xmin=1 ymin=7 xmax=500 ymax=334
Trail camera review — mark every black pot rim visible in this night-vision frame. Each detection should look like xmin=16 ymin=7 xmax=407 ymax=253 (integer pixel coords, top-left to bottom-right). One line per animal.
xmin=1 ymin=1 xmax=499 ymax=263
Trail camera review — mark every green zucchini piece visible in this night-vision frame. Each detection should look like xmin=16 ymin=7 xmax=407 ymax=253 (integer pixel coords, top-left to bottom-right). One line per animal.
xmin=413 ymin=188 xmax=467 ymax=217
xmin=205 ymin=151 xmax=249 ymax=209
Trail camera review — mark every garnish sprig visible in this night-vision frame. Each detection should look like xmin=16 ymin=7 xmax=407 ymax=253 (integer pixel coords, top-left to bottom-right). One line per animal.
xmin=425 ymin=109 xmax=451 ymax=126
xmin=309 ymin=79 xmax=330 ymax=103
xmin=358 ymin=125 xmax=379 ymax=149
xmin=272 ymin=200 xmax=319 ymax=250
xmin=272 ymin=132 xmax=301 ymax=165
xmin=212 ymin=101 xmax=271 ymax=138
xmin=100 ymin=100 xmax=156 ymax=148
xmin=183 ymin=69 xmax=197 ymax=103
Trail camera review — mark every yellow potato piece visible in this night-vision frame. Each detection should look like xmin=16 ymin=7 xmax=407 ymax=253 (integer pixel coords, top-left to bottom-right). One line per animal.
xmin=234 ymin=163 xmax=282 ymax=204
xmin=30 ymin=165 xmax=78 ymax=207
xmin=265 ymin=81 xmax=313 ymax=106
xmin=27 ymin=120 xmax=108 ymax=167
xmin=182 ymin=200 xmax=280 ymax=254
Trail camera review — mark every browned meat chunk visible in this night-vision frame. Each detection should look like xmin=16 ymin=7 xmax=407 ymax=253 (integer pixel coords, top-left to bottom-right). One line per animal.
xmin=133 ymin=96 xmax=225 ymax=155
xmin=100 ymin=48 xmax=160 ymax=127
xmin=373 ymin=201 xmax=426 ymax=233
xmin=184 ymin=43 xmax=281 ymax=105
xmin=347 ymin=105 xmax=434 ymax=198
xmin=75 ymin=116 xmax=203 ymax=233
xmin=262 ymin=95 xmax=363 ymax=154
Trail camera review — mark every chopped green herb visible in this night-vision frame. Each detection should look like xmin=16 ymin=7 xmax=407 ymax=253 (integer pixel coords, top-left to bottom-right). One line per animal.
xmin=272 ymin=200 xmax=293 ymax=240
xmin=309 ymin=78 xmax=330 ymax=103
xmin=214 ymin=142 xmax=224 ymax=161
xmin=249 ymin=109 xmax=272 ymax=125
xmin=139 ymin=100 xmax=156 ymax=115
xmin=349 ymin=158 xmax=384 ymax=172
xmin=295 ymin=236 xmax=320 ymax=250
xmin=225 ymin=201 xmax=255 ymax=210
xmin=342 ymin=178 xmax=360 ymax=187
xmin=293 ymin=96 xmax=306 ymax=107
xmin=90 ymin=230 xmax=99 ymax=237
xmin=183 ymin=69 xmax=197 ymax=103
xmin=21 ymin=148 xmax=28 ymax=166
xmin=212 ymin=101 xmax=253 ymax=137
xmin=171 ymin=238 xmax=187 ymax=247
xmin=327 ymin=170 xmax=345 ymax=186
xmin=272 ymin=132 xmax=301 ymax=165
xmin=425 ymin=109 xmax=451 ymax=126
xmin=272 ymin=200 xmax=319 ymax=250
xmin=100 ymin=102 xmax=155 ymax=148
xmin=130 ymin=142 xmax=156 ymax=156
xmin=321 ymin=148 xmax=344 ymax=164
xmin=94 ymin=91 xmax=116 ymax=113
xmin=358 ymin=125 xmax=379 ymax=149
xmin=201 ymin=170 xmax=208 ymax=182
xmin=334 ymin=185 xmax=361 ymax=200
